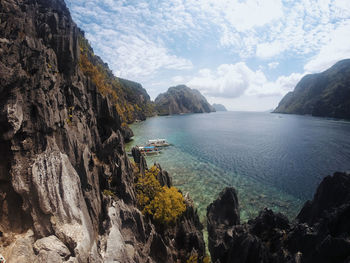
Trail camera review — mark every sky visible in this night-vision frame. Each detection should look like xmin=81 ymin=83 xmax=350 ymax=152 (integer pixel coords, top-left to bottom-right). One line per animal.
xmin=65 ymin=0 xmax=350 ymax=111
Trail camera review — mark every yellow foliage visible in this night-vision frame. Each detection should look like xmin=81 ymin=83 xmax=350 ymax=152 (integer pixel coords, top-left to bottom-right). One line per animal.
xmin=135 ymin=165 xmax=186 ymax=224
xmin=147 ymin=186 xmax=186 ymax=224
xmin=103 ymin=189 xmax=116 ymax=197
xmin=135 ymin=167 xmax=162 ymax=211
xmin=187 ymin=254 xmax=198 ymax=263
xmin=203 ymin=255 xmax=211 ymax=263
xmin=187 ymin=254 xmax=211 ymax=263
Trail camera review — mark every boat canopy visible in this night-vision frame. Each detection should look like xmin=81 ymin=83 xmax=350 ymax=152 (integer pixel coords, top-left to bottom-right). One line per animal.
xmin=148 ymin=139 xmax=166 ymax=143
xmin=138 ymin=146 xmax=155 ymax=150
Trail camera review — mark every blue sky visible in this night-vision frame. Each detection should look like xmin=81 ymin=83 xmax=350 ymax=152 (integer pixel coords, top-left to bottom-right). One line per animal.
xmin=65 ymin=0 xmax=350 ymax=111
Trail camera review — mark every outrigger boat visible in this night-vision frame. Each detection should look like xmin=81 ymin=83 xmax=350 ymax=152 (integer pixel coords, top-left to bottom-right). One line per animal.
xmin=147 ymin=139 xmax=170 ymax=147
xmin=137 ymin=145 xmax=161 ymax=156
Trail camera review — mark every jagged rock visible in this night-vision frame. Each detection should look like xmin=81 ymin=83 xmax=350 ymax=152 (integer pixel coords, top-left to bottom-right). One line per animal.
xmin=154 ymin=163 xmax=172 ymax=188
xmin=297 ymin=171 xmax=350 ymax=225
xmin=207 ymin=172 xmax=350 ymax=263
xmin=131 ymin=147 xmax=148 ymax=175
xmin=121 ymin=125 xmax=134 ymax=142
xmin=207 ymin=187 xmax=240 ymax=228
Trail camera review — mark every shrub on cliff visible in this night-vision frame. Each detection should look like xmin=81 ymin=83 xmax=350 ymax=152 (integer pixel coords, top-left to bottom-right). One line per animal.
xmin=135 ymin=166 xmax=162 ymax=210
xmin=135 ymin=165 xmax=186 ymax=224
xmin=146 ymin=186 xmax=186 ymax=224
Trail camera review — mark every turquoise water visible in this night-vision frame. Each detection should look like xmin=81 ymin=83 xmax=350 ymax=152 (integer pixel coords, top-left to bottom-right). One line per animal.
xmin=126 ymin=112 xmax=350 ymax=223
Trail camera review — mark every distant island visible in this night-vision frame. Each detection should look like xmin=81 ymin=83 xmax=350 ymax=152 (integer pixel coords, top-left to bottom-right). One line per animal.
xmin=274 ymin=59 xmax=350 ymax=119
xmin=155 ymin=85 xmax=215 ymax=116
xmin=212 ymin=103 xmax=227 ymax=111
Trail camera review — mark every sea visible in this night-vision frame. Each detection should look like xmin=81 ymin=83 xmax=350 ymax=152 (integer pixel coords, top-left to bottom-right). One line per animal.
xmin=126 ymin=111 xmax=350 ymax=223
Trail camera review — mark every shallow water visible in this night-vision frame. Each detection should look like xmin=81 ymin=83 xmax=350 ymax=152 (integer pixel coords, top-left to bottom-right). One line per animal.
xmin=126 ymin=111 xmax=350 ymax=223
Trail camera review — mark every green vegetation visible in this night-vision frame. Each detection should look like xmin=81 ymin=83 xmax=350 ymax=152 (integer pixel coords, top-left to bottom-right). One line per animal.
xmin=78 ymin=35 xmax=155 ymax=124
xmin=135 ymin=165 xmax=186 ymax=224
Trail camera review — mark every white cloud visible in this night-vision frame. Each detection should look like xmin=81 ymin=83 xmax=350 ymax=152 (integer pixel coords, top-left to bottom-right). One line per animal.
xmin=268 ymin=62 xmax=279 ymax=69
xmin=304 ymin=22 xmax=350 ymax=72
xmin=171 ymin=75 xmax=186 ymax=84
xmin=256 ymin=42 xmax=285 ymax=59
xmin=187 ymin=63 xmax=304 ymax=99
xmin=84 ymin=28 xmax=192 ymax=79
xmin=66 ymin=0 xmax=350 ymax=71
xmin=187 ymin=63 xmax=266 ymax=98
xmin=217 ymin=0 xmax=284 ymax=32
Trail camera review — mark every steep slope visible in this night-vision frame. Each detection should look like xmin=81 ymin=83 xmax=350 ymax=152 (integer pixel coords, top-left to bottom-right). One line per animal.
xmin=207 ymin=172 xmax=350 ymax=263
xmin=78 ymin=36 xmax=156 ymax=125
xmin=0 ymin=0 xmax=205 ymax=262
xmin=212 ymin=103 xmax=227 ymax=111
xmin=155 ymin=85 xmax=215 ymax=115
xmin=274 ymin=59 xmax=350 ymax=119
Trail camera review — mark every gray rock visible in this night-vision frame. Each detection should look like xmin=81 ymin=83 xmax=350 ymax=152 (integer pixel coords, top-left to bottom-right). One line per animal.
xmin=33 ymin=235 xmax=70 ymax=260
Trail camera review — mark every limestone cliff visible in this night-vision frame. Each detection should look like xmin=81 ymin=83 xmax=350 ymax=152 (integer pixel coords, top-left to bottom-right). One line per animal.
xmin=0 ymin=0 xmax=204 ymax=262
xmin=155 ymin=85 xmax=215 ymax=116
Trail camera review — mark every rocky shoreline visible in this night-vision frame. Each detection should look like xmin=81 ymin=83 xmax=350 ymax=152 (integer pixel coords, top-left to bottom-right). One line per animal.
xmin=207 ymin=172 xmax=350 ymax=263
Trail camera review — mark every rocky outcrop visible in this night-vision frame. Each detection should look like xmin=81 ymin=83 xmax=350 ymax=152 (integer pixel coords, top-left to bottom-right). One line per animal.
xmin=274 ymin=59 xmax=350 ymax=119
xmin=212 ymin=104 xmax=227 ymax=112
xmin=155 ymin=85 xmax=215 ymax=115
xmin=0 ymin=0 xmax=205 ymax=262
xmin=207 ymin=172 xmax=350 ymax=263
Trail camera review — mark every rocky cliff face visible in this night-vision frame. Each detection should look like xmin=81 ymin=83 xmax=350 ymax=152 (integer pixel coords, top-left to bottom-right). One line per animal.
xmin=0 ymin=0 xmax=204 ymax=262
xmin=155 ymin=85 xmax=215 ymax=116
xmin=274 ymin=59 xmax=350 ymax=119
xmin=207 ymin=172 xmax=350 ymax=263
